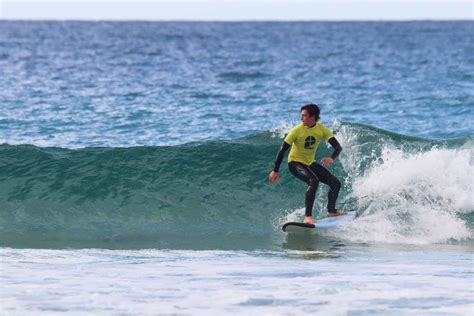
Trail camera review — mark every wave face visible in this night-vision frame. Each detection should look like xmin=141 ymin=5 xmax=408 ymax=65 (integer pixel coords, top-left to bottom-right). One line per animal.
xmin=1 ymin=123 xmax=473 ymax=249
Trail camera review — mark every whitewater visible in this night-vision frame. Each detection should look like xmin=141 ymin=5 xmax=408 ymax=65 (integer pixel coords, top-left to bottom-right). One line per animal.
xmin=1 ymin=21 xmax=473 ymax=315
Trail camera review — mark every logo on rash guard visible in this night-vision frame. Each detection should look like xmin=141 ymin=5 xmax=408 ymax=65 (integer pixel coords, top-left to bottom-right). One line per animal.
xmin=304 ymin=136 xmax=316 ymax=149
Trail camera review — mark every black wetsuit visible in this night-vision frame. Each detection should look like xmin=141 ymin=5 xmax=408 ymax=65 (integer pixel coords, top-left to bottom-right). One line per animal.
xmin=273 ymin=137 xmax=342 ymax=217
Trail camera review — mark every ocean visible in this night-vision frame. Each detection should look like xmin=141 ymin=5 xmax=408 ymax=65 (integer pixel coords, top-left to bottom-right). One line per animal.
xmin=0 ymin=21 xmax=473 ymax=315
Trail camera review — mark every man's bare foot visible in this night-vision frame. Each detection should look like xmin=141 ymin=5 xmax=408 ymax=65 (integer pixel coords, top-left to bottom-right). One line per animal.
xmin=303 ymin=216 xmax=316 ymax=224
xmin=327 ymin=210 xmax=347 ymax=217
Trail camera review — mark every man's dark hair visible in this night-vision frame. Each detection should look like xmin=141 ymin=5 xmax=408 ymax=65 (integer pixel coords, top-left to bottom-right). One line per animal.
xmin=300 ymin=103 xmax=320 ymax=121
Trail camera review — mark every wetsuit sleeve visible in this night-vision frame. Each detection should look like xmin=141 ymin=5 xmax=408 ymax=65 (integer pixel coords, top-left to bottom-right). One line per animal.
xmin=328 ymin=137 xmax=342 ymax=160
xmin=273 ymin=141 xmax=290 ymax=172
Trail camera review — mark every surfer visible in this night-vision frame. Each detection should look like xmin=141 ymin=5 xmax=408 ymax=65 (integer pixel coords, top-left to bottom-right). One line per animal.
xmin=268 ymin=103 xmax=345 ymax=224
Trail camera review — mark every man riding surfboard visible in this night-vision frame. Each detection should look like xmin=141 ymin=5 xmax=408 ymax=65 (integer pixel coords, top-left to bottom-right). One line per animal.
xmin=268 ymin=103 xmax=346 ymax=224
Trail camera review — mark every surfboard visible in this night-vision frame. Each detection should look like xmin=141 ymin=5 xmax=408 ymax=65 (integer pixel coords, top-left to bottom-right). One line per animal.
xmin=282 ymin=211 xmax=356 ymax=233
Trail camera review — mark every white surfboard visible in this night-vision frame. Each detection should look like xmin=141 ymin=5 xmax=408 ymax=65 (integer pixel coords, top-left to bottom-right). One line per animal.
xmin=282 ymin=211 xmax=356 ymax=233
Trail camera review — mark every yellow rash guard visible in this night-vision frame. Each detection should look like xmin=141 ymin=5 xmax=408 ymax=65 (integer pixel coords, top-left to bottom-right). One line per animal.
xmin=284 ymin=123 xmax=334 ymax=165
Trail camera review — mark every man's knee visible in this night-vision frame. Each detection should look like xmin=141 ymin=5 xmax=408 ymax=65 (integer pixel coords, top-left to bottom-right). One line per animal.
xmin=309 ymin=177 xmax=319 ymax=188
xmin=331 ymin=178 xmax=341 ymax=190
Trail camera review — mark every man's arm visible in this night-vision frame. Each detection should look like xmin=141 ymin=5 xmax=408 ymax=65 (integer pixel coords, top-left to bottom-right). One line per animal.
xmin=269 ymin=141 xmax=290 ymax=183
xmin=273 ymin=141 xmax=290 ymax=172
xmin=328 ymin=137 xmax=342 ymax=160
xmin=321 ymin=137 xmax=342 ymax=166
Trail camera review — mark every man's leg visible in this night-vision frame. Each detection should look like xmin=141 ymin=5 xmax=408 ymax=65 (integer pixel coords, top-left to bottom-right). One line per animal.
xmin=288 ymin=162 xmax=319 ymax=217
xmin=309 ymin=163 xmax=341 ymax=214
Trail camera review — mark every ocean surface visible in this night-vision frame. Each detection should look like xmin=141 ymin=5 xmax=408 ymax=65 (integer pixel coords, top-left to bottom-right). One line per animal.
xmin=0 ymin=21 xmax=473 ymax=315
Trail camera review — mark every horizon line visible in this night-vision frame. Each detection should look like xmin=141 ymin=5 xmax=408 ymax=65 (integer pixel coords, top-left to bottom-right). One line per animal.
xmin=1 ymin=18 xmax=473 ymax=22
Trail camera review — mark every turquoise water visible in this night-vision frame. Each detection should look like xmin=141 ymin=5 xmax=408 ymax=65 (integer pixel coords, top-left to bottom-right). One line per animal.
xmin=1 ymin=123 xmax=472 ymax=249
xmin=0 ymin=21 xmax=473 ymax=314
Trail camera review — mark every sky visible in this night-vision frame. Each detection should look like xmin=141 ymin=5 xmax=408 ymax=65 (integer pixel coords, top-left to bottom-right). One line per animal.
xmin=0 ymin=0 xmax=472 ymax=21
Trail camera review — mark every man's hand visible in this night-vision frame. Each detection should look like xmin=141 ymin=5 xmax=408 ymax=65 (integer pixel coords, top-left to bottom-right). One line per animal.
xmin=320 ymin=157 xmax=334 ymax=166
xmin=268 ymin=171 xmax=279 ymax=184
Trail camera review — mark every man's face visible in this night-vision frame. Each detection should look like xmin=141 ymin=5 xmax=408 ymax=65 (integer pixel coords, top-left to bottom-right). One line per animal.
xmin=301 ymin=109 xmax=316 ymax=127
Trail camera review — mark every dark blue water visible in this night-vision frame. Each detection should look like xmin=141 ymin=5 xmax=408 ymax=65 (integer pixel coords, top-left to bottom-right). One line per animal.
xmin=1 ymin=21 xmax=473 ymax=149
